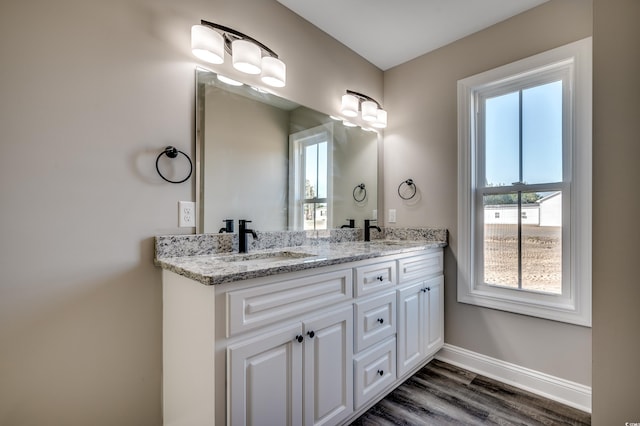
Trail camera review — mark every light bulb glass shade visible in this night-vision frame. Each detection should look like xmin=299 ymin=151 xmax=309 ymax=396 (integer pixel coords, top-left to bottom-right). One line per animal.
xmin=342 ymin=120 xmax=358 ymax=127
xmin=260 ymin=56 xmax=286 ymax=87
xmin=341 ymin=94 xmax=359 ymax=117
xmin=361 ymin=100 xmax=378 ymax=122
xmin=372 ymin=109 xmax=388 ymax=128
xmin=191 ymin=25 xmax=224 ymax=64
xmin=232 ymin=40 xmax=262 ymax=74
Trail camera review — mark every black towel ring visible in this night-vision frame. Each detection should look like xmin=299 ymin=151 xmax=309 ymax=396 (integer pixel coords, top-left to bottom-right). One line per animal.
xmin=155 ymin=146 xmax=192 ymax=184
xmin=397 ymin=178 xmax=417 ymax=200
xmin=353 ymin=183 xmax=367 ymax=202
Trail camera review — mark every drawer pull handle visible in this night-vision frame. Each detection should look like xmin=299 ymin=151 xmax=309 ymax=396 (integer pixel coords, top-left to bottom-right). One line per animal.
xmin=377 ymin=318 xmax=384 ymax=324
xmin=295 ymin=335 xmax=304 ymax=343
xmin=376 ymin=276 xmax=384 ymax=281
xmin=306 ymin=330 xmax=315 ymax=339
xmin=377 ymin=369 xmax=384 ymax=376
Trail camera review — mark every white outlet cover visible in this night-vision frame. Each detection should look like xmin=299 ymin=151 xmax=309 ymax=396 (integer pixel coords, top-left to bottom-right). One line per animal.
xmin=178 ymin=201 xmax=196 ymax=227
xmin=388 ymin=209 xmax=397 ymax=223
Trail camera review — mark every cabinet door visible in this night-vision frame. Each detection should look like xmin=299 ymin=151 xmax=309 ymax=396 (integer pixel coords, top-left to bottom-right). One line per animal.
xmin=228 ymin=323 xmax=303 ymax=426
xmin=396 ymin=281 xmax=426 ymax=377
xmin=303 ymin=305 xmax=353 ymax=426
xmin=425 ymin=275 xmax=444 ymax=355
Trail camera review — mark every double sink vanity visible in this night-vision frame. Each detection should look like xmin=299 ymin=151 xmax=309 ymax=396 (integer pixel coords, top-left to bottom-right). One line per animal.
xmin=156 ymin=228 xmax=447 ymax=425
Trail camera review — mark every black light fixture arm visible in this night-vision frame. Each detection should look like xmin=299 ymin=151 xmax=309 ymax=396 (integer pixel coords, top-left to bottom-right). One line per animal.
xmin=200 ymin=20 xmax=279 ymax=59
xmin=346 ymin=89 xmax=383 ymax=109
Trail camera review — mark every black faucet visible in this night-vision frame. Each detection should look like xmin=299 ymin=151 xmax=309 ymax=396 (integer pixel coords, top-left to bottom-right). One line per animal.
xmin=341 ymin=219 xmax=355 ymax=228
xmin=238 ymin=220 xmax=258 ymax=253
xmin=364 ymin=219 xmax=381 ymax=242
xmin=219 ymin=219 xmax=234 ymax=233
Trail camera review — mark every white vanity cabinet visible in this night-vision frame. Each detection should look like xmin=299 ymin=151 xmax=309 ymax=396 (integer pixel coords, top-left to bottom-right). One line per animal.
xmin=397 ymin=275 xmax=444 ymax=377
xmin=396 ymin=251 xmax=444 ymax=378
xmin=161 ymin=246 xmax=444 ymax=426
xmin=224 ymin=268 xmax=353 ymax=426
xmin=228 ymin=305 xmax=353 ymax=426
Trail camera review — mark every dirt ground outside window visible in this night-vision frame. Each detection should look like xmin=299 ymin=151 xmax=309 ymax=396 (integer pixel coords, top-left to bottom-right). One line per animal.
xmin=484 ymin=224 xmax=562 ymax=294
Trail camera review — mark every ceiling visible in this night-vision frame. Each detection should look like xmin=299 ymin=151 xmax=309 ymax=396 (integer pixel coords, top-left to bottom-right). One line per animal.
xmin=277 ymin=0 xmax=549 ymax=70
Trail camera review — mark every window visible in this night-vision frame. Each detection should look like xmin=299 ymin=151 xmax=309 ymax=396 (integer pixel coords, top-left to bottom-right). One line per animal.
xmin=457 ymin=38 xmax=592 ymax=326
xmin=289 ymin=124 xmax=333 ymax=230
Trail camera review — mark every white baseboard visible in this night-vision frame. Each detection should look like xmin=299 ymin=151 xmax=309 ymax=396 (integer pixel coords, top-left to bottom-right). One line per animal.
xmin=435 ymin=344 xmax=591 ymax=413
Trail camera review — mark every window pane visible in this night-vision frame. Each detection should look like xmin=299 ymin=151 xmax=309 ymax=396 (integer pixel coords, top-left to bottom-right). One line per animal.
xmin=303 ymin=202 xmax=314 ymax=230
xmin=317 ymin=141 xmax=327 ymax=198
xmin=522 ymin=191 xmax=562 ymax=294
xmin=485 ymin=92 xmax=520 ymax=187
xmin=483 ymin=193 xmax=518 ymax=288
xmin=304 ymin=145 xmax=317 ymax=199
xmin=303 ymin=202 xmax=327 ymax=230
xmin=523 ymin=81 xmax=563 ymax=184
xmin=315 ymin=203 xmax=327 ymax=230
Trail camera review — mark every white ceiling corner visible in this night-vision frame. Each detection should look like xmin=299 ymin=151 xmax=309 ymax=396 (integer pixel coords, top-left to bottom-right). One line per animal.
xmin=276 ymin=0 xmax=549 ymax=70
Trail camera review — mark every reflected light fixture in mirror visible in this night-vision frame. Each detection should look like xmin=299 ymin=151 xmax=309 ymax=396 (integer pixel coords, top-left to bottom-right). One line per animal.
xmin=340 ymin=90 xmax=387 ymax=129
xmin=191 ymin=20 xmax=286 ymax=87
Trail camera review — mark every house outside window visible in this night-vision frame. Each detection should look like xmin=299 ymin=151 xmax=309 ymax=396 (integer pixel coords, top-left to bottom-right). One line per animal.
xmin=457 ymin=38 xmax=592 ymax=326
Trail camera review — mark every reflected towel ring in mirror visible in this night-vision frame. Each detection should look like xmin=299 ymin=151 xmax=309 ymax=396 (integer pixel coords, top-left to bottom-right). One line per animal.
xmin=156 ymin=146 xmax=193 ymax=184
xmin=353 ymin=183 xmax=367 ymax=202
xmin=397 ymin=178 xmax=417 ymax=200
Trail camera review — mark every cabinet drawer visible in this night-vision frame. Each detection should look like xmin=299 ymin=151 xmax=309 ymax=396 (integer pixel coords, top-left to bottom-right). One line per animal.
xmin=354 ymin=261 xmax=396 ymax=297
xmin=227 ymin=269 xmax=352 ymax=337
xmin=354 ymin=291 xmax=396 ymax=352
xmin=398 ymin=250 xmax=443 ymax=283
xmin=353 ymin=337 xmax=396 ymax=410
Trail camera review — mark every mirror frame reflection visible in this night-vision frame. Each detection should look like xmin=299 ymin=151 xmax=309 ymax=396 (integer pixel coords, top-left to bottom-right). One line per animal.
xmin=195 ymin=67 xmax=382 ymax=234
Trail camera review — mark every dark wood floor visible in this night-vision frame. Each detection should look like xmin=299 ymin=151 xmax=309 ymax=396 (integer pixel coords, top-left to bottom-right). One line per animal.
xmin=351 ymin=359 xmax=591 ymax=425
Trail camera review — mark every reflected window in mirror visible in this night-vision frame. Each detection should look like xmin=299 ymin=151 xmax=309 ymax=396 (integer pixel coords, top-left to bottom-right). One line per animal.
xmin=289 ymin=125 xmax=333 ymax=230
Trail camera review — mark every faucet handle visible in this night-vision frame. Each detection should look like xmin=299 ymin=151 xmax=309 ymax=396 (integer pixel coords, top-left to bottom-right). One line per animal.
xmin=222 ymin=219 xmax=234 ymax=232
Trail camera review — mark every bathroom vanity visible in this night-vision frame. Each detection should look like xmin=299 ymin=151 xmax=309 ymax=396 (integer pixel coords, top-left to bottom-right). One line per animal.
xmin=156 ymin=234 xmax=446 ymax=426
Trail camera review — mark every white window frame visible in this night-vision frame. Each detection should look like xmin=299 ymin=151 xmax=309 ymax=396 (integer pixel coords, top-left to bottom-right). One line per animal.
xmin=288 ymin=124 xmax=334 ymax=230
xmin=457 ymin=37 xmax=592 ymax=326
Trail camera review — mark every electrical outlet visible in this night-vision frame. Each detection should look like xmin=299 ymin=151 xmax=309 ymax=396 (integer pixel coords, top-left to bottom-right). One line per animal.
xmin=388 ymin=209 xmax=397 ymax=223
xmin=372 ymin=209 xmax=378 ymax=220
xmin=178 ymin=201 xmax=196 ymax=227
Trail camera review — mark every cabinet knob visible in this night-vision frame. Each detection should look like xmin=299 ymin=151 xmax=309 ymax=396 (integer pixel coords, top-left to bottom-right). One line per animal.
xmin=377 ymin=369 xmax=384 ymax=376
xmin=377 ymin=318 xmax=384 ymax=324
xmin=306 ymin=330 xmax=315 ymax=339
xmin=295 ymin=335 xmax=304 ymax=343
xmin=426 ymin=287 xmax=431 ymax=291
xmin=376 ymin=276 xmax=384 ymax=282
xmin=421 ymin=288 xmax=427 ymax=293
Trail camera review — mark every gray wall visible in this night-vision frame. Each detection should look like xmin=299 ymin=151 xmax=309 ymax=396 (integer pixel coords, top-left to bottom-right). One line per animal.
xmin=0 ymin=0 xmax=382 ymax=424
xmin=383 ymin=0 xmax=593 ymax=386
xmin=592 ymin=0 xmax=640 ymax=422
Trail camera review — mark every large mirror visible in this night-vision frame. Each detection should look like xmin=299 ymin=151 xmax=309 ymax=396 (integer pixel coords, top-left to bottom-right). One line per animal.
xmin=196 ymin=68 xmax=380 ymax=233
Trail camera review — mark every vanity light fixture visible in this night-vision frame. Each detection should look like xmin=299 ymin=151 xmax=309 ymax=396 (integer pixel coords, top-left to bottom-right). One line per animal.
xmin=340 ymin=90 xmax=387 ymax=129
xmin=191 ymin=20 xmax=286 ymax=88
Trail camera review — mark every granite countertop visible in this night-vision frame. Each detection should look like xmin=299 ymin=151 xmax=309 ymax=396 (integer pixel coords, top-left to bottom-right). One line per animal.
xmin=156 ymin=240 xmax=446 ymax=286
